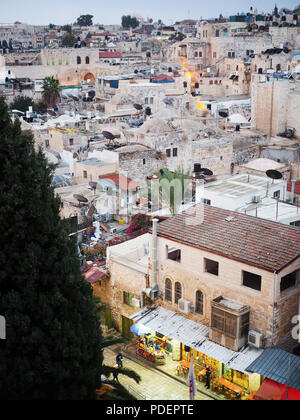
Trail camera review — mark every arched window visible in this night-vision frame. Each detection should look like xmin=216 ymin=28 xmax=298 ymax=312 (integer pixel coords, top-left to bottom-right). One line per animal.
xmin=165 ymin=278 xmax=172 ymax=302
xmin=195 ymin=291 xmax=204 ymax=315
xmin=174 ymin=282 xmax=182 ymax=304
xmin=77 ymin=56 xmax=81 ymax=65
xmin=85 ymin=56 xmax=90 ymax=65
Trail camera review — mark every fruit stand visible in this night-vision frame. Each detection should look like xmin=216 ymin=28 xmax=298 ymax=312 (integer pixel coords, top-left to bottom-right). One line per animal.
xmin=137 ymin=342 xmax=166 ymax=365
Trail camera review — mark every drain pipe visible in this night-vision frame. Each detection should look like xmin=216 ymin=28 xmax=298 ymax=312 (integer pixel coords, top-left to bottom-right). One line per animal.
xmin=152 ymin=218 xmax=159 ymax=290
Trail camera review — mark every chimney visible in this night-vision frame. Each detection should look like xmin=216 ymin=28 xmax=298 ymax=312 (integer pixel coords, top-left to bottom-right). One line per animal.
xmin=152 ymin=218 xmax=159 ymax=289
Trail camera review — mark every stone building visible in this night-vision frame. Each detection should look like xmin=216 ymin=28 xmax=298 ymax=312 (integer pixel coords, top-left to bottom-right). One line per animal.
xmin=148 ymin=205 xmax=300 ymax=350
xmin=73 ymin=158 xmax=117 ymax=183
xmin=251 ymin=74 xmax=300 ymax=139
xmin=98 ymin=205 xmax=300 ymax=389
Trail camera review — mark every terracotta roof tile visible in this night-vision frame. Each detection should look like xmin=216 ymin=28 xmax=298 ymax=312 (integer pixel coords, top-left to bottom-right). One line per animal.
xmin=155 ymin=205 xmax=300 ymax=272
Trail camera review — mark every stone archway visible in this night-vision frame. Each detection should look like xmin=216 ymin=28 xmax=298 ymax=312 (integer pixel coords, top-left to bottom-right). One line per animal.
xmin=84 ymin=72 xmax=95 ymax=83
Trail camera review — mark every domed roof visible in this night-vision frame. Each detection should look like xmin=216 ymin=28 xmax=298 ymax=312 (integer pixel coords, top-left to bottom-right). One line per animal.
xmin=111 ymin=93 xmax=135 ymax=105
xmin=137 ymin=118 xmax=175 ymax=134
xmin=52 ymin=175 xmax=72 ymax=188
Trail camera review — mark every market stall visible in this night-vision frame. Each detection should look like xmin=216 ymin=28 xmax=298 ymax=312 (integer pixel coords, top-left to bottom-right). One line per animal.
xmin=137 ymin=339 xmax=166 ymax=365
xmin=130 ymin=324 xmax=167 ymax=365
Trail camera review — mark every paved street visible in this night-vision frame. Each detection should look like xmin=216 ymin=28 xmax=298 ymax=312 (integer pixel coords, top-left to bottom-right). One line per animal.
xmin=104 ymin=348 xmax=214 ymax=400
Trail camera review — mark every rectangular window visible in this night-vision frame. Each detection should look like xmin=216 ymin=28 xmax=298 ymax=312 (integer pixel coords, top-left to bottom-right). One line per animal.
xmin=83 ymin=171 xmax=88 ymax=179
xmin=273 ymin=190 xmax=280 ymax=199
xmin=145 ymin=97 xmax=149 ymax=104
xmin=173 ymin=148 xmax=178 ymax=157
xmin=280 ymin=271 xmax=298 ymax=292
xmin=123 ymin=291 xmax=134 ymax=307
xmin=69 ymin=138 xmax=74 ymax=146
xmin=166 ymin=149 xmax=171 ymax=158
xmin=204 ymin=258 xmax=219 ymax=276
xmin=150 ymin=97 xmax=154 ymax=105
xmin=202 ymin=199 xmax=211 ymax=205
xmin=242 ymin=271 xmax=262 ymax=291
xmin=167 ymin=247 xmax=181 ymax=263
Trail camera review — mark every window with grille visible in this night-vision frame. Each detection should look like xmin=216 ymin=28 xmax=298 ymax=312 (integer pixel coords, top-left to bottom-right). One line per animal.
xmin=239 ymin=312 xmax=250 ymax=337
xmin=211 ymin=308 xmax=238 ymax=337
xmin=175 ymin=282 xmax=182 ymax=304
xmin=165 ymin=278 xmax=172 ymax=302
xmin=195 ymin=291 xmax=204 ymax=314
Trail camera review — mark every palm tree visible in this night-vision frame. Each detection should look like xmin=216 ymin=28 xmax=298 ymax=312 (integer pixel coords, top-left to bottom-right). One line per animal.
xmin=95 ymin=298 xmax=142 ymax=400
xmin=150 ymin=168 xmax=192 ymax=216
xmin=42 ymin=76 xmax=60 ymax=107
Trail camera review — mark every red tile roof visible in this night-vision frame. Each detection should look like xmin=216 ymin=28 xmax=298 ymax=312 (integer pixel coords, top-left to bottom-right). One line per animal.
xmin=100 ymin=173 xmax=140 ymax=191
xmin=287 ymin=181 xmax=300 ymax=195
xmin=83 ymin=267 xmax=106 ymax=284
xmin=155 ymin=205 xmax=300 ymax=273
xmin=99 ymin=52 xmax=122 ymax=59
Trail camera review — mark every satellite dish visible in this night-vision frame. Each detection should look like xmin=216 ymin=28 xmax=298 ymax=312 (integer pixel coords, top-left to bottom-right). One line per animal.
xmin=195 ymin=174 xmax=206 ymax=180
xmin=133 ymin=104 xmax=143 ymax=111
xmin=266 ymin=169 xmax=283 ymax=180
xmin=74 ymin=194 xmax=88 ymax=203
xmin=200 ymin=168 xmax=213 ymax=176
xmin=163 ymin=98 xmax=173 ymax=106
xmin=102 ymin=131 xmax=115 ymax=140
xmin=89 ymin=181 xmax=97 ymax=190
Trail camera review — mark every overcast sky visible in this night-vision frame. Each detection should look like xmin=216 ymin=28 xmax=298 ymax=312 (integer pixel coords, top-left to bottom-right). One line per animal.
xmin=0 ymin=0 xmax=299 ymax=25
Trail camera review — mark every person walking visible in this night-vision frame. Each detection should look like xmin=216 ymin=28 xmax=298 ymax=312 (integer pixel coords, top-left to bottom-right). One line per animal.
xmin=116 ymin=353 xmax=123 ymax=369
xmin=113 ymin=366 xmax=119 ymax=383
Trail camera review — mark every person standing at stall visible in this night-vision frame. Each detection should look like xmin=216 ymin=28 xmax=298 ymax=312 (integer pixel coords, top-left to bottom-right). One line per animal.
xmin=205 ymin=367 xmax=212 ymax=389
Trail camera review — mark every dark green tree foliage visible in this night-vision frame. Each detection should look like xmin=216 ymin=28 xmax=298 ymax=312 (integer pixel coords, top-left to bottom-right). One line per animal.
xmin=0 ymin=97 xmax=102 ymax=400
xmin=76 ymin=15 xmax=93 ymax=27
xmin=10 ymin=96 xmax=35 ymax=113
xmin=121 ymin=15 xmax=139 ymax=29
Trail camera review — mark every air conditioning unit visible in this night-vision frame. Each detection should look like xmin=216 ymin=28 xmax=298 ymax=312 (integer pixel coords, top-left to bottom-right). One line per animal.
xmin=144 ymin=288 xmax=159 ymax=301
xmin=178 ymin=298 xmax=193 ymax=314
xmin=248 ymin=330 xmax=264 ymax=349
xmin=131 ymin=298 xmax=141 ymax=308
xmin=252 ymin=195 xmax=261 ymax=204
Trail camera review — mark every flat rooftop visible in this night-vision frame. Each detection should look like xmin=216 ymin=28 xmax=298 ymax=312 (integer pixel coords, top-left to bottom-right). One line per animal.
xmin=78 ymin=158 xmax=115 ymax=167
xmin=205 ymin=174 xmax=283 ymax=198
